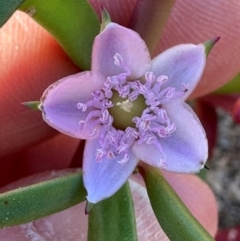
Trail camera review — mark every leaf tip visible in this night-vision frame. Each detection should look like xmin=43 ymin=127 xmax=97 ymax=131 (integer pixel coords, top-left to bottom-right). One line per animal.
xmin=21 ymin=101 xmax=41 ymax=111
xmin=100 ymin=6 xmax=111 ymax=32
xmin=85 ymin=201 xmax=94 ymax=214
xmin=204 ymin=165 xmax=210 ymax=170
xmin=204 ymin=36 xmax=220 ymax=56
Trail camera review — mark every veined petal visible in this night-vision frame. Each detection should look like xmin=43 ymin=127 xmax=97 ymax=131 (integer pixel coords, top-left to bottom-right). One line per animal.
xmin=92 ymin=23 xmax=151 ymax=79
xmin=41 ymin=71 xmax=105 ymax=139
xmin=83 ymin=139 xmax=139 ymax=203
xmin=132 ymin=141 xmax=167 ymax=169
xmin=133 ymin=101 xmax=208 ymax=173
xmin=150 ymin=44 xmax=206 ymax=99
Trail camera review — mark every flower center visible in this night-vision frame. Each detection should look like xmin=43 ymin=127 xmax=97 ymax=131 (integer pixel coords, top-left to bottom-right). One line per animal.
xmin=77 ymin=53 xmax=187 ymax=164
xmin=108 ymin=90 xmax=147 ymax=130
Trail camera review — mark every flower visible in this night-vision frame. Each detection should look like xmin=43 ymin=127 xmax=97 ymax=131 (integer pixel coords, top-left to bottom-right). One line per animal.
xmin=40 ymin=22 xmax=210 ymax=204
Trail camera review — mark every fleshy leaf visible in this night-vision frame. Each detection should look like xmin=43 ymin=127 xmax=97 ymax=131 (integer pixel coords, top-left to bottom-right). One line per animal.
xmin=88 ymin=182 xmax=138 ymax=241
xmin=0 ymin=171 xmax=86 ymax=228
xmin=129 ymin=0 xmax=176 ymax=56
xmin=214 ymin=72 xmax=240 ymax=94
xmin=0 ymin=0 xmax=26 ymax=27
xmin=19 ymin=0 xmax=100 ymax=69
xmin=139 ymin=164 xmax=215 ymax=241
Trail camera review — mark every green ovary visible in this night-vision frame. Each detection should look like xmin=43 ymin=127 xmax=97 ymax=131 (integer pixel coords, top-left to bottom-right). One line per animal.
xmin=108 ymin=91 xmax=147 ymax=130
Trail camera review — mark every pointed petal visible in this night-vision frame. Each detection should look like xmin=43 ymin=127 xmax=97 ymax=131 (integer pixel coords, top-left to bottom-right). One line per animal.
xmin=133 ymin=101 xmax=208 ymax=173
xmin=132 ymin=142 xmax=167 ymax=168
xmin=92 ymin=23 xmax=151 ymax=79
xmin=150 ymin=44 xmax=206 ymax=99
xmin=41 ymin=71 xmax=105 ymax=139
xmin=83 ymin=139 xmax=139 ymax=203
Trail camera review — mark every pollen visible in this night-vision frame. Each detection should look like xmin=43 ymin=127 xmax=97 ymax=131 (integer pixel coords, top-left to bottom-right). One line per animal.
xmin=116 ymin=99 xmax=133 ymax=112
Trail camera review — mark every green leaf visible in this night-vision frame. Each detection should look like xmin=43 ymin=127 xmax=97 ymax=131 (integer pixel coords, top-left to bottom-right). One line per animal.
xmin=0 ymin=171 xmax=86 ymax=228
xmin=139 ymin=164 xmax=214 ymax=241
xmin=197 ymin=167 xmax=208 ymax=181
xmin=19 ymin=0 xmax=100 ymax=70
xmin=88 ymin=182 xmax=138 ymax=241
xmin=0 ymin=0 xmax=25 ymax=27
xmin=0 ymin=0 xmax=26 ymax=27
xmin=214 ymin=72 xmax=240 ymax=94
xmin=129 ymin=0 xmax=176 ymax=56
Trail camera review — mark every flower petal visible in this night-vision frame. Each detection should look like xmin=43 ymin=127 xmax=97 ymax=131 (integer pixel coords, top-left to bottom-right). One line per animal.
xmin=83 ymin=139 xmax=139 ymax=203
xmin=41 ymin=71 xmax=105 ymax=139
xmin=150 ymin=44 xmax=206 ymax=99
xmin=92 ymin=23 xmax=151 ymax=79
xmin=132 ymin=101 xmax=208 ymax=173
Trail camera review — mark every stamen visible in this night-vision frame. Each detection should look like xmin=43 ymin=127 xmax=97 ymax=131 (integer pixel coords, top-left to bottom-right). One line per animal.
xmin=113 ymin=53 xmax=123 ymax=66
xmin=158 ymin=157 xmax=167 ymax=168
xmin=107 ymin=151 xmax=115 ymax=159
xmin=76 ymin=53 xmax=187 ymax=163
xmin=117 ymin=142 xmax=129 ymax=154
xmin=96 ymin=149 xmax=106 ymax=161
xmin=77 ymin=103 xmax=87 ymax=111
xmin=166 ymin=88 xmax=175 ymax=98
xmin=143 ymin=134 xmax=156 ymax=144
xmin=118 ymin=153 xmax=129 ymax=164
xmin=182 ymin=83 xmax=189 ymax=92
xmin=89 ymin=128 xmax=97 ymax=137
xmin=156 ymin=75 xmax=168 ymax=83
xmin=145 ymin=71 xmax=155 ymax=83
xmin=100 ymin=110 xmax=109 ymax=122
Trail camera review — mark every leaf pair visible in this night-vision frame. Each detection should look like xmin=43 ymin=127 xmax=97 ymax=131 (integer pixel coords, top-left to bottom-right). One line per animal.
xmin=0 ymin=167 xmax=214 ymax=241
